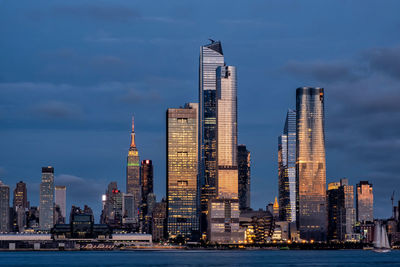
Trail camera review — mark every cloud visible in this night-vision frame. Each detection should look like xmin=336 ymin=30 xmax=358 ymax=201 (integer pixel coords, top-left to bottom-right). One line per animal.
xmin=52 ymin=4 xmax=140 ymax=22
xmin=283 ymin=60 xmax=363 ymax=83
xmin=32 ymin=101 xmax=83 ymax=119
xmin=0 ymin=167 xmax=6 ymax=177
xmin=364 ymin=46 xmax=400 ymax=80
xmin=118 ymin=88 xmax=162 ymax=104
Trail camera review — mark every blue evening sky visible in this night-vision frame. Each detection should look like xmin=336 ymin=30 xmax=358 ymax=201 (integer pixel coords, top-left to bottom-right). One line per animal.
xmin=1 ymin=0 xmax=400 ymax=221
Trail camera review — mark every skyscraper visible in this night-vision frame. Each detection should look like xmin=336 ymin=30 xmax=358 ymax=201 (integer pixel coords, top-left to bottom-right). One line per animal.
xmin=39 ymin=166 xmax=55 ymax=230
xmin=100 ymin=182 xmax=124 ymax=228
xmin=208 ymin=65 xmax=242 ymax=243
xmin=327 ymin=182 xmax=340 ymax=241
xmin=141 ymin=159 xmax=154 ymax=216
xmin=199 ymin=40 xmax=225 ymax=233
xmin=127 ymin=117 xmax=141 ymax=218
xmin=55 ymin=186 xmax=66 ymax=223
xmin=238 ymin=144 xmax=250 ymax=211
xmin=356 ymin=181 xmax=373 ymax=223
xmin=278 ymin=109 xmax=297 ymax=223
xmin=122 ymin=193 xmax=136 ymax=225
xmin=0 ymin=181 xmax=10 ymax=232
xmin=13 ymin=181 xmax=28 ymax=211
xmin=296 ymin=87 xmax=327 ymax=241
xmin=167 ymin=103 xmax=199 ymax=240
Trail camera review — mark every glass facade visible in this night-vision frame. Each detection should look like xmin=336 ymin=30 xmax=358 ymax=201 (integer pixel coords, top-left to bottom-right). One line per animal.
xmin=216 ymin=65 xmax=238 ymax=199
xmin=238 ymin=145 xmax=250 ymax=211
xmin=278 ymin=109 xmax=297 ymax=223
xmin=0 ymin=180 xmax=10 ymax=232
xmin=356 ymin=181 xmax=373 ymax=223
xmin=39 ymin=166 xmax=55 ymax=230
xmin=199 ymin=41 xmax=225 ymax=233
xmin=296 ymin=87 xmax=327 ymax=241
xmin=167 ymin=103 xmax=199 ymax=239
xmin=55 ymin=186 xmax=66 ymax=223
xmin=126 ymin=117 xmax=141 ymax=221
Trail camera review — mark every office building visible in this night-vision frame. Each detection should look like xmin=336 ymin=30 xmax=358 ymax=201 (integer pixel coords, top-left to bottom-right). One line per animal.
xmin=141 ymin=160 xmax=153 ymax=220
xmin=356 ymin=181 xmax=373 ymax=223
xmin=127 ymin=117 xmax=141 ymax=216
xmin=0 ymin=181 xmax=10 ymax=232
xmin=278 ymin=109 xmax=297 ymax=223
xmin=296 ymin=87 xmax=327 ymax=241
xmin=166 ymin=103 xmax=199 ymax=240
xmin=122 ymin=193 xmax=136 ymax=226
xmin=39 ymin=166 xmax=55 ymax=231
xmin=152 ymin=199 xmax=167 ymax=242
xmin=13 ymin=181 xmax=28 ymax=232
xmin=55 ymin=186 xmax=66 ymax=223
xmin=238 ymin=145 xmax=250 ymax=211
xmin=100 ymin=182 xmax=123 ymax=228
xmin=199 ymin=40 xmax=225 ymax=233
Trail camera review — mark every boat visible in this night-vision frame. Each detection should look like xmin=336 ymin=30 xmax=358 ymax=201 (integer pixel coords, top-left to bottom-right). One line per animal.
xmin=373 ymin=221 xmax=391 ymax=253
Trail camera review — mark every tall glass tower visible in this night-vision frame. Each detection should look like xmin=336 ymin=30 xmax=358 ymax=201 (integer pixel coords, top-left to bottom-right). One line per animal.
xmin=356 ymin=181 xmax=373 ymax=223
xmin=39 ymin=166 xmax=55 ymax=230
xmin=278 ymin=109 xmax=297 ymax=223
xmin=127 ymin=117 xmax=141 ymax=219
xmin=238 ymin=144 xmax=250 ymax=211
xmin=167 ymin=103 xmax=199 ymax=240
xmin=0 ymin=180 xmax=10 ymax=232
xmin=296 ymin=87 xmax=327 ymax=241
xmin=199 ymin=40 xmax=225 ymax=233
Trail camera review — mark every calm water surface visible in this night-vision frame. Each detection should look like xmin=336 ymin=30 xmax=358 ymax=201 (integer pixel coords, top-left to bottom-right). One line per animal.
xmin=0 ymin=250 xmax=399 ymax=266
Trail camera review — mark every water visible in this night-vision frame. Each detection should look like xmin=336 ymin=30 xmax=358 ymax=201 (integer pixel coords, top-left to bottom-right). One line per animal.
xmin=0 ymin=250 xmax=399 ymax=266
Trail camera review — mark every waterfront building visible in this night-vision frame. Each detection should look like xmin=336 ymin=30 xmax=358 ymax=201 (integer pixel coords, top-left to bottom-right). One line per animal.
xmin=166 ymin=103 xmax=199 ymax=240
xmin=278 ymin=109 xmax=297 ymax=223
xmin=199 ymin=40 xmax=225 ymax=234
xmin=13 ymin=181 xmax=28 ymax=232
xmin=122 ymin=193 xmax=136 ymax=227
xmin=238 ymin=145 xmax=250 ymax=211
xmin=55 ymin=186 xmax=66 ymax=223
xmin=0 ymin=181 xmax=10 ymax=232
xmin=152 ymin=199 xmax=167 ymax=242
xmin=340 ymin=179 xmax=356 ymax=241
xmin=39 ymin=167 xmax=55 ymax=231
xmin=356 ymin=181 xmax=373 ymax=223
xmin=327 ymin=182 xmax=340 ymax=241
xmin=296 ymin=87 xmax=327 ymax=241
xmin=239 ymin=209 xmax=274 ymax=244
xmin=100 ymin=182 xmax=123 ymax=228
xmin=127 ymin=117 xmax=141 ymax=216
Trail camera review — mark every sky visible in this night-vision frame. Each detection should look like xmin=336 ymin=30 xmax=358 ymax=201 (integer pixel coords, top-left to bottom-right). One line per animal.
xmin=1 ymin=0 xmax=400 ymax=222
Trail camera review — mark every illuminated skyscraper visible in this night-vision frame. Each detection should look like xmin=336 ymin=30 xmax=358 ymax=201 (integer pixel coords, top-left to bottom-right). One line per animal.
xmin=127 ymin=117 xmax=141 ymax=217
xmin=100 ymin=182 xmax=124 ymax=228
xmin=296 ymin=87 xmax=327 ymax=241
xmin=199 ymin=40 xmax=225 ymax=233
xmin=278 ymin=109 xmax=297 ymax=223
xmin=167 ymin=103 xmax=199 ymax=240
xmin=13 ymin=181 xmax=28 ymax=211
xmin=39 ymin=166 xmax=55 ymax=230
xmin=238 ymin=145 xmax=250 ymax=211
xmin=0 ymin=181 xmax=10 ymax=232
xmin=208 ymin=65 xmax=242 ymax=243
xmin=55 ymin=186 xmax=66 ymax=223
xmin=356 ymin=181 xmax=373 ymax=223
xmin=141 ymin=160 xmax=153 ymax=215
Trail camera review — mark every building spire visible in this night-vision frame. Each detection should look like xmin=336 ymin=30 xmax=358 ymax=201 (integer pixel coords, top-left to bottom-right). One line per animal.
xmin=130 ymin=116 xmax=136 ymax=148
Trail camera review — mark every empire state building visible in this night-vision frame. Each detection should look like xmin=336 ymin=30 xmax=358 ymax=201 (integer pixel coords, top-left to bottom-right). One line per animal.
xmin=127 ymin=117 xmax=141 ymax=216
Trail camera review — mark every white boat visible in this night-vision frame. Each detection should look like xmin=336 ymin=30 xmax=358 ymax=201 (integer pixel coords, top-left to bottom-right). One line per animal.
xmin=373 ymin=221 xmax=391 ymax=253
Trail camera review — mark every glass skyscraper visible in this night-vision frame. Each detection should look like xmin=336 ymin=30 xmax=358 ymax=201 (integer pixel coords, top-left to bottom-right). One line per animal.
xmin=238 ymin=144 xmax=250 ymax=211
xmin=167 ymin=103 xmax=199 ymax=240
xmin=126 ymin=117 xmax=141 ymax=220
xmin=278 ymin=109 xmax=297 ymax=223
xmin=0 ymin=180 xmax=10 ymax=232
xmin=296 ymin=87 xmax=327 ymax=241
xmin=39 ymin=166 xmax=55 ymax=230
xmin=55 ymin=186 xmax=66 ymax=223
xmin=199 ymin=40 xmax=225 ymax=233
xmin=356 ymin=181 xmax=373 ymax=223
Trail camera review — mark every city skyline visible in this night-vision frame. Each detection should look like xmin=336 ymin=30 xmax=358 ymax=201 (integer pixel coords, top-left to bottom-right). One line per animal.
xmin=1 ymin=1 xmax=400 ymax=222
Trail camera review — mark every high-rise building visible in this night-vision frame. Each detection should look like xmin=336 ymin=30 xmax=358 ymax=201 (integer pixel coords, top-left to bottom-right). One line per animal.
xmin=141 ymin=160 xmax=153 ymax=218
xmin=296 ymin=87 xmax=327 ymax=241
xmin=278 ymin=109 xmax=297 ymax=223
xmin=39 ymin=166 xmax=55 ymax=230
xmin=127 ymin=117 xmax=141 ymax=217
xmin=199 ymin=40 xmax=225 ymax=234
xmin=273 ymin=197 xmax=279 ymax=219
xmin=122 ymin=193 xmax=137 ymax=226
xmin=327 ymin=182 xmax=340 ymax=241
xmin=356 ymin=181 xmax=373 ymax=223
xmin=0 ymin=181 xmax=10 ymax=232
xmin=208 ymin=65 xmax=243 ymax=243
xmin=55 ymin=186 xmax=66 ymax=223
xmin=238 ymin=145 xmax=250 ymax=211
xmin=13 ymin=181 xmax=28 ymax=232
xmin=152 ymin=199 xmax=167 ymax=242
xmin=166 ymin=103 xmax=199 ymax=240
xmin=100 ymin=182 xmax=123 ymax=228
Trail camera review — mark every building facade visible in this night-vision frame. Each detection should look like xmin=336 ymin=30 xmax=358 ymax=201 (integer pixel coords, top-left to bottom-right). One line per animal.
xmin=278 ymin=109 xmax=297 ymax=223
xmin=55 ymin=186 xmax=66 ymax=223
xmin=100 ymin=182 xmax=123 ymax=228
xmin=199 ymin=40 xmax=225 ymax=234
xmin=166 ymin=103 xmax=199 ymax=240
xmin=356 ymin=181 xmax=373 ymax=223
xmin=141 ymin=159 xmax=153 ymax=224
xmin=296 ymin=87 xmax=327 ymax=241
xmin=127 ymin=117 xmax=141 ymax=217
xmin=39 ymin=166 xmax=55 ymax=231
xmin=238 ymin=145 xmax=250 ymax=211
xmin=13 ymin=181 xmax=28 ymax=232
xmin=152 ymin=199 xmax=167 ymax=242
xmin=0 ymin=181 xmax=10 ymax=232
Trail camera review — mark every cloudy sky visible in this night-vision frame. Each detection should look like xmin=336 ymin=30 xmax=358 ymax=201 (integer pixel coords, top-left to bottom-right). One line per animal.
xmin=1 ymin=0 xmax=399 ymax=221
